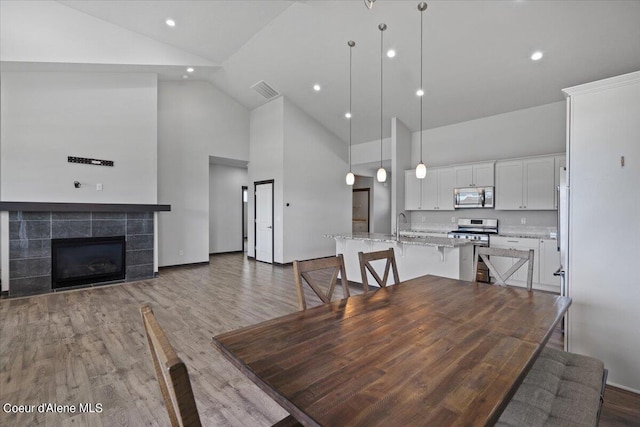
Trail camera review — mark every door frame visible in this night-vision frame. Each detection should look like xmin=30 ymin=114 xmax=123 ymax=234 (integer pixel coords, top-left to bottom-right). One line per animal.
xmin=241 ymin=185 xmax=248 ymax=252
xmin=353 ymin=188 xmax=371 ymax=233
xmin=254 ymin=179 xmax=274 ymax=264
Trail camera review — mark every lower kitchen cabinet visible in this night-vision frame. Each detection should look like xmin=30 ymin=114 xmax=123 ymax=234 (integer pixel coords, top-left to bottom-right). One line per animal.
xmin=489 ymin=236 xmax=560 ymax=292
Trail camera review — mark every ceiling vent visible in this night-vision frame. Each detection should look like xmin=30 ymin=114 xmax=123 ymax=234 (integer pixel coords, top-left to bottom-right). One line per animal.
xmin=251 ymin=80 xmax=279 ymax=100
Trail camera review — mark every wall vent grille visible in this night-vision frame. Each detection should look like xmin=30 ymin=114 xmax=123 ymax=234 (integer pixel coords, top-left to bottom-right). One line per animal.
xmin=251 ymin=80 xmax=279 ymax=100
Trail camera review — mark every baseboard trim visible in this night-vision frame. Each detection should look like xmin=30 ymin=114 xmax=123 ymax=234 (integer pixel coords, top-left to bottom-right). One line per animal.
xmin=210 ymin=251 xmax=244 ymax=256
xmin=158 ymin=261 xmax=210 ymax=270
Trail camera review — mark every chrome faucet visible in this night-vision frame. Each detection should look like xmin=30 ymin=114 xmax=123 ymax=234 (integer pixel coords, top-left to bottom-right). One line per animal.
xmin=396 ymin=212 xmax=407 ymax=239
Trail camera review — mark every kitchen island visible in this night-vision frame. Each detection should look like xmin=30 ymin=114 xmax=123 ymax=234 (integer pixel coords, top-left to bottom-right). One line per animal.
xmin=326 ymin=233 xmax=475 ymax=285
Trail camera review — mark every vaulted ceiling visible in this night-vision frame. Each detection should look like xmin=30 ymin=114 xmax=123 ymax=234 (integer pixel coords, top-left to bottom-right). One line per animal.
xmin=5 ymin=1 xmax=640 ymax=144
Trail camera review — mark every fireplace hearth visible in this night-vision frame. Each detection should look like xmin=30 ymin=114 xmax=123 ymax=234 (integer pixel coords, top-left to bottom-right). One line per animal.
xmin=52 ymin=236 xmax=126 ymax=289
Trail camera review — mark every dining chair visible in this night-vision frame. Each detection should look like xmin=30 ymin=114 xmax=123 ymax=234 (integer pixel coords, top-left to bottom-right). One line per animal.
xmin=293 ymin=254 xmax=350 ymax=310
xmin=141 ymin=304 xmax=301 ymax=427
xmin=141 ymin=304 xmax=202 ymax=427
xmin=473 ymin=247 xmax=535 ymax=291
xmin=358 ymin=248 xmax=400 ymax=292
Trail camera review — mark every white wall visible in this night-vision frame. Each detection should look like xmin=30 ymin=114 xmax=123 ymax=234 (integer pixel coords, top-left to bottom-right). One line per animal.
xmin=282 ymin=98 xmax=350 ymax=262
xmin=372 ymin=176 xmax=392 ymax=234
xmin=209 ymin=164 xmax=248 ymax=253
xmin=391 ymin=117 xmax=412 ymax=232
xmin=351 ymin=137 xmax=392 ymax=166
xmin=411 ymin=102 xmax=565 ymax=167
xmin=247 ymin=97 xmax=284 ymax=260
xmin=158 ymin=81 xmax=250 ymax=266
xmin=0 ymin=71 xmax=157 ymax=203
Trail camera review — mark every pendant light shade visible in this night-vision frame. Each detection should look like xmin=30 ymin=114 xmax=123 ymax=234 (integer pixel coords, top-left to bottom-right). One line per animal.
xmin=377 ymin=23 xmax=387 ymax=183
xmin=346 ymin=172 xmax=355 ymax=185
xmin=415 ymin=2 xmax=428 ymax=179
xmin=346 ymin=40 xmax=356 ymax=186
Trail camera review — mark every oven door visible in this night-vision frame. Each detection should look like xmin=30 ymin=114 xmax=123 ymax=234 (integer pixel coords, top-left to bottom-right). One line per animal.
xmin=454 ymin=187 xmax=494 ymax=208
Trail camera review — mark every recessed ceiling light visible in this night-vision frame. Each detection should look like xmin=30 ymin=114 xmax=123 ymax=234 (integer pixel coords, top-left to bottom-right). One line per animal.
xmin=531 ymin=51 xmax=543 ymax=61
xmin=186 ymin=67 xmax=194 ymax=73
xmin=165 ymin=18 xmax=176 ymax=27
xmin=313 ymin=84 xmax=321 ymax=91
xmin=387 ymin=49 xmax=396 ymax=58
xmin=345 ymin=112 xmax=352 ymax=119
xmin=416 ymin=89 xmax=424 ymax=97
xmin=182 ymin=75 xmax=188 ymax=79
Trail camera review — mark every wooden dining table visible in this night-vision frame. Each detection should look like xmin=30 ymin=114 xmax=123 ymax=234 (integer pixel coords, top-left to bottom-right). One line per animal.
xmin=212 ymin=274 xmax=571 ymax=427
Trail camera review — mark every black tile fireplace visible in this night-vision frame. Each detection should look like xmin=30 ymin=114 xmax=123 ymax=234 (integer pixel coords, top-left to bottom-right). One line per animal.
xmin=2 ymin=202 xmax=170 ymax=297
xmin=52 ymin=236 xmax=126 ymax=289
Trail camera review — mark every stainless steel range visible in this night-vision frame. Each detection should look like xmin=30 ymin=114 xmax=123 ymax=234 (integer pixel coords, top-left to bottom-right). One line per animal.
xmin=448 ymin=219 xmax=498 ymax=282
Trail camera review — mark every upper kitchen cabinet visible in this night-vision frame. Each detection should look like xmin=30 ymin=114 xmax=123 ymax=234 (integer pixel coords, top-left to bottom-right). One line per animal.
xmin=453 ymin=162 xmax=495 ymax=187
xmin=404 ymin=167 xmax=455 ymax=211
xmin=423 ymin=167 xmax=455 ymax=211
xmin=495 ymin=155 xmax=556 ymax=210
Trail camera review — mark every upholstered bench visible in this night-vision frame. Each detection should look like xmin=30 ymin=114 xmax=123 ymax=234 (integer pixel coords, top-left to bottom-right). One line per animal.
xmin=497 ymin=347 xmax=607 ymax=427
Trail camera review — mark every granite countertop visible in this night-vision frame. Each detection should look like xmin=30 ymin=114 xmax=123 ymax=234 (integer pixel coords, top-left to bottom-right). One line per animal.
xmin=496 ymin=232 xmax=557 ymax=240
xmin=325 ymin=232 xmax=473 ymax=248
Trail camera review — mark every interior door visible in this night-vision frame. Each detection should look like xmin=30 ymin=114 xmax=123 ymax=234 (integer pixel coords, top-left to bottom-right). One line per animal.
xmin=255 ymin=181 xmax=273 ymax=263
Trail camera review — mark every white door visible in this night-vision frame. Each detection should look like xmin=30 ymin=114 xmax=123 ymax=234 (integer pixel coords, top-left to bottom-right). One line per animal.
xmin=255 ymin=182 xmax=273 ymax=263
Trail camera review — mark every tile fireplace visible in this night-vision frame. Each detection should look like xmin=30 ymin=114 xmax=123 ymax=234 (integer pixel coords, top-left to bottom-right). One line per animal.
xmin=1 ymin=202 xmax=170 ymax=297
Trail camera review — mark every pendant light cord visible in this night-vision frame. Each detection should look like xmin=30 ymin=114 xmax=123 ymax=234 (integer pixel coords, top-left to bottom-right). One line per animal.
xmin=420 ymin=6 xmax=424 ymax=163
xmin=349 ymin=43 xmax=353 ymax=172
xmin=380 ymin=25 xmax=384 ymax=168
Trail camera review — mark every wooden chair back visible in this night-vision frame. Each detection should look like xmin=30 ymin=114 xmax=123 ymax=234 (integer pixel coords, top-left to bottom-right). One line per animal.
xmin=140 ymin=304 xmax=202 ymax=427
xmin=358 ymin=248 xmax=400 ymax=292
xmin=293 ymin=254 xmax=350 ymax=310
xmin=474 ymin=247 xmax=535 ymax=291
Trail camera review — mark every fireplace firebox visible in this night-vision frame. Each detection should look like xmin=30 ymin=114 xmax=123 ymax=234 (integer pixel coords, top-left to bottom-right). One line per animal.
xmin=52 ymin=236 xmax=126 ymax=289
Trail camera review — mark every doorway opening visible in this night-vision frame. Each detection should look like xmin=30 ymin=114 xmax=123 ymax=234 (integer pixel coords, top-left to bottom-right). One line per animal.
xmin=352 ymin=188 xmax=370 ymax=233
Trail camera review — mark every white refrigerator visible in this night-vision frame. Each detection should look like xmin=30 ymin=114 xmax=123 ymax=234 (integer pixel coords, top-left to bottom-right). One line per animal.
xmin=562 ymin=71 xmax=640 ymax=393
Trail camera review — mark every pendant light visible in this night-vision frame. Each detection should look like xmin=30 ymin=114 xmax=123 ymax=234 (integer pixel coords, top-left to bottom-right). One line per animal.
xmin=346 ymin=40 xmax=356 ymax=186
xmin=376 ymin=23 xmax=387 ymax=183
xmin=415 ymin=2 xmax=428 ymax=179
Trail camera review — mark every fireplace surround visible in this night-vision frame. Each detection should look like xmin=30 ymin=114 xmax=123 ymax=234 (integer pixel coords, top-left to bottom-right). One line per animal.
xmin=2 ymin=202 xmax=170 ymax=297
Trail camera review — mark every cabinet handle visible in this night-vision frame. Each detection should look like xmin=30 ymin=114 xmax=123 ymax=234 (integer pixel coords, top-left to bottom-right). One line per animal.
xmin=507 ymin=240 xmax=519 ymax=243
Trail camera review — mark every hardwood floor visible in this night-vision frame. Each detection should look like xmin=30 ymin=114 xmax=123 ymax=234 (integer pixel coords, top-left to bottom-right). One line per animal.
xmin=1 ymin=254 xmax=638 ymax=426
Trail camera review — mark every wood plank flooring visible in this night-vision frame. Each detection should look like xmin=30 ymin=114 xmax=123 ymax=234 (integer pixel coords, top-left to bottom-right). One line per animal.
xmin=1 ymin=254 xmax=638 ymax=426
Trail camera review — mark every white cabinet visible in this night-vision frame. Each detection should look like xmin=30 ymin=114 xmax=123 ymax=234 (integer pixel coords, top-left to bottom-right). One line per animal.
xmin=495 ymin=160 xmax=523 ymax=210
xmin=453 ymin=162 xmax=495 ymax=187
xmin=489 ymin=236 xmax=560 ymax=292
xmin=489 ymin=236 xmax=539 ymax=284
xmin=421 ymin=167 xmax=454 ymax=211
xmin=539 ymin=238 xmax=561 ymax=287
xmin=404 ymin=167 xmax=454 ymax=211
xmin=405 ymin=170 xmax=422 ymax=210
xmin=495 ymin=156 xmax=555 ymax=210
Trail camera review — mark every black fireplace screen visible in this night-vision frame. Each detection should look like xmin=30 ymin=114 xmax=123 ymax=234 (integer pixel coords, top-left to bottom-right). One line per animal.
xmin=52 ymin=236 xmax=125 ymax=289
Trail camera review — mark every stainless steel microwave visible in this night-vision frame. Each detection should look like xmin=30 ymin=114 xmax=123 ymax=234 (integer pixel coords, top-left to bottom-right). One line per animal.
xmin=454 ymin=187 xmax=494 ymax=209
